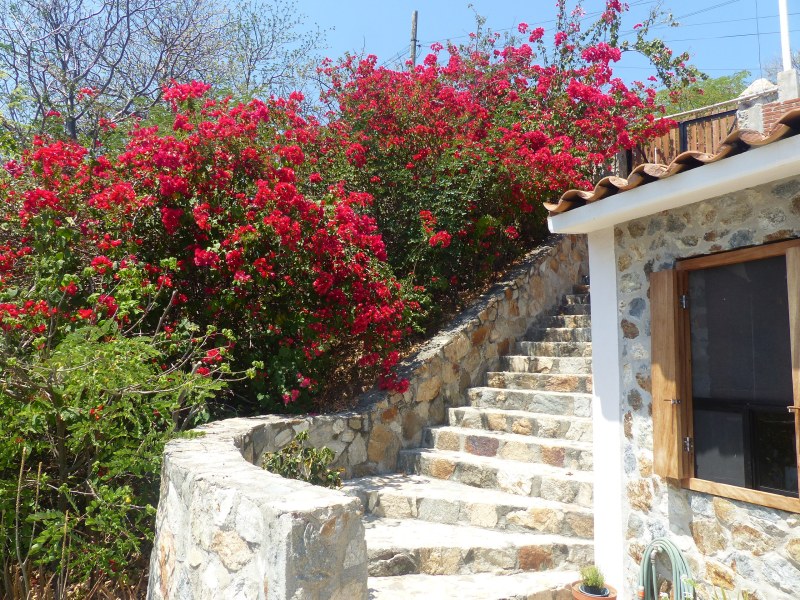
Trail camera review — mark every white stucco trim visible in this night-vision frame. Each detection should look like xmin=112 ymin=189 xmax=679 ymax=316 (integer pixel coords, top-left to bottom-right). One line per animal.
xmin=548 ymin=134 xmax=800 ymax=234
xmin=587 ymin=228 xmax=625 ymax=591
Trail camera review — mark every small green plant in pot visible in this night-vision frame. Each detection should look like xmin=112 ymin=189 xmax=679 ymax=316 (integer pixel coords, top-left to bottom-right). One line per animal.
xmin=572 ymin=565 xmax=617 ymax=600
xmin=582 ymin=566 xmax=606 ymax=595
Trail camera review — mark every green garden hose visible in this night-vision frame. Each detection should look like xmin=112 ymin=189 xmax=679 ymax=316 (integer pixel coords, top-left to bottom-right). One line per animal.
xmin=638 ymin=538 xmax=695 ymax=600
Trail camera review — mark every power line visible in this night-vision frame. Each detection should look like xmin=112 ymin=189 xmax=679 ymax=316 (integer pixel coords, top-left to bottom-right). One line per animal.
xmin=645 ymin=11 xmax=800 ymax=31
xmin=663 ymin=27 xmax=799 ymax=42
xmin=675 ymin=0 xmax=742 ymax=20
xmin=417 ymin=0 xmax=658 ymax=46
xmin=754 ymin=0 xmax=764 ymax=79
xmin=613 ymin=65 xmax=759 ymax=71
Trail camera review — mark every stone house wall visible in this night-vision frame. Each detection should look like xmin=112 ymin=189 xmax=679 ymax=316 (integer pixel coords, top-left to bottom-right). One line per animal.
xmin=148 ymin=234 xmax=588 ymax=599
xmin=613 ymin=175 xmax=800 ymax=598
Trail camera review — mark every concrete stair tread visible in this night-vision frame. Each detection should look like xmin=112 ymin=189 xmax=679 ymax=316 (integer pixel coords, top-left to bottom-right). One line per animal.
xmin=469 ymin=387 xmax=592 ymax=399
xmin=486 ymin=372 xmax=593 ymax=393
xmin=364 ymin=516 xmax=591 ymax=553
xmin=450 ymin=406 xmax=591 ymax=425
xmin=515 ymin=341 xmax=592 ymax=358
xmin=449 ymin=406 xmax=592 ymax=441
xmin=430 ymin=426 xmax=592 ymax=452
xmin=401 ymin=447 xmax=594 ymax=482
xmin=502 ymin=354 xmax=592 ymax=362
xmin=469 ymin=385 xmax=593 ymax=400
xmin=466 ymin=388 xmax=593 ymax=419
xmin=526 ymin=327 xmax=591 ymax=343
xmin=368 ymin=571 xmax=579 ymax=600
xmin=528 ymin=326 xmax=591 ymax=333
xmin=344 ymin=473 xmax=594 ymax=515
xmin=487 ymin=371 xmax=592 ymax=379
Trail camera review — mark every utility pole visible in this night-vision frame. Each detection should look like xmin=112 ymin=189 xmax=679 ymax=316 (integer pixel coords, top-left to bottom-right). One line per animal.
xmin=777 ymin=0 xmax=799 ymax=100
xmin=410 ymin=10 xmax=418 ymax=69
xmin=779 ymin=0 xmax=792 ymax=72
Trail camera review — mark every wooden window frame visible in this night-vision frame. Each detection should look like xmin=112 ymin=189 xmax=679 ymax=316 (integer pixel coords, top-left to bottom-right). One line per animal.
xmin=654 ymin=238 xmax=800 ymax=513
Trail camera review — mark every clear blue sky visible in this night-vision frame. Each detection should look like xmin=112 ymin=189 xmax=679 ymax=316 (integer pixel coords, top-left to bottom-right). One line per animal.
xmin=296 ymin=0 xmax=800 ymax=84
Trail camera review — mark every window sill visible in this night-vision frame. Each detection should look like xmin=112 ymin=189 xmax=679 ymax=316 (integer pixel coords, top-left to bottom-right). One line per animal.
xmin=682 ymin=477 xmax=800 ymax=513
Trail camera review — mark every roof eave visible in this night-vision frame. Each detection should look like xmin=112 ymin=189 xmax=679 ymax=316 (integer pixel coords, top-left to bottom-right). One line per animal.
xmin=548 ymin=135 xmax=800 ymax=235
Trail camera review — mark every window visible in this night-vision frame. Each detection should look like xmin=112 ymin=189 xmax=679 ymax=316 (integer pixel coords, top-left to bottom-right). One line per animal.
xmin=651 ymin=239 xmax=800 ymax=512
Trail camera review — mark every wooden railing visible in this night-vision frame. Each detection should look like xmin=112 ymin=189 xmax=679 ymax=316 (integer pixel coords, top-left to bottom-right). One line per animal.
xmin=632 ymin=102 xmax=741 ymax=168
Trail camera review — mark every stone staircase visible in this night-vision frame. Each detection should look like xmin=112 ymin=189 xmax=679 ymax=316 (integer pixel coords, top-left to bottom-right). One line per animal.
xmin=343 ymin=284 xmax=594 ymax=599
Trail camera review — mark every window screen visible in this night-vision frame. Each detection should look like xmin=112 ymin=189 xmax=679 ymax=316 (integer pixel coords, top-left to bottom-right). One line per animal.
xmin=688 ymin=255 xmax=796 ymax=495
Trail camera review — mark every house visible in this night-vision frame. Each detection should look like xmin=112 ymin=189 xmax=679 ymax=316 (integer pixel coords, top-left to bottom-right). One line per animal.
xmin=546 ymin=108 xmax=800 ymax=598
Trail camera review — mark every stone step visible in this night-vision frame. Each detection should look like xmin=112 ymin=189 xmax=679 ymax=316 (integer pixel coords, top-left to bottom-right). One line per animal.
xmin=572 ymin=283 xmax=590 ymax=295
xmin=539 ymin=314 xmax=591 ymax=329
xmin=425 ymin=427 xmax=592 ymax=471
xmin=368 ymin=571 xmax=579 ymax=600
xmin=364 ymin=517 xmax=593 ymax=577
xmin=343 ymin=474 xmax=594 ymax=539
xmin=500 ymin=355 xmax=592 ymax=375
xmin=448 ymin=407 xmax=592 ymax=443
xmin=486 ymin=372 xmax=593 ymax=394
xmin=467 ymin=388 xmax=592 ymax=418
xmin=398 ymin=448 xmax=593 ymax=507
xmin=559 ymin=303 xmax=591 ymax=315
xmin=516 ymin=341 xmax=592 ymax=358
xmin=527 ymin=327 xmax=592 ymax=343
xmin=563 ymin=293 xmax=590 ymax=306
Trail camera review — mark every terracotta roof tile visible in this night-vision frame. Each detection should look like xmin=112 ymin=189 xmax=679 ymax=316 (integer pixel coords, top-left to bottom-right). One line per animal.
xmin=545 ymin=107 xmax=800 ymax=215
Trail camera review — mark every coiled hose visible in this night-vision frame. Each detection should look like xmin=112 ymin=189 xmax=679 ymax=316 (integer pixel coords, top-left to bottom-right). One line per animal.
xmin=637 ymin=538 xmax=695 ymax=600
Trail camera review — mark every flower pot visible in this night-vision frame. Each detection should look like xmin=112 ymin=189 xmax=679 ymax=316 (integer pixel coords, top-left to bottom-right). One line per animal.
xmin=571 ymin=582 xmax=618 ymax=600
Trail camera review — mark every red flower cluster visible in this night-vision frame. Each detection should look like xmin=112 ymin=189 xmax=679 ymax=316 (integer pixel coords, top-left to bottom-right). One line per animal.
xmin=0 ymin=87 xmax=414 ymax=411
xmin=314 ymin=9 xmax=677 ymax=302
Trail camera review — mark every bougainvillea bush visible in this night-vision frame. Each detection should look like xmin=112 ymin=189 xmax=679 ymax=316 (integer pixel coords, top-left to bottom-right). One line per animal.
xmin=312 ymin=0 xmax=692 ymax=317
xmin=0 ymin=84 xmax=413 ymax=595
xmin=0 ymin=0 xmax=697 ymax=592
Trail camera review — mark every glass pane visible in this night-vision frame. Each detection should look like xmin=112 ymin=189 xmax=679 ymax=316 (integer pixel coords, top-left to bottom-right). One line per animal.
xmin=753 ymin=409 xmax=798 ymax=496
xmin=689 ymin=255 xmax=797 ymax=494
xmin=693 ymin=406 xmax=745 ymax=487
xmin=689 ymin=256 xmax=792 ymax=404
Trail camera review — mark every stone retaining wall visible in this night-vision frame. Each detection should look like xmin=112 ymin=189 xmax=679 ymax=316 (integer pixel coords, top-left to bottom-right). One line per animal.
xmin=148 ymin=233 xmax=588 ymax=599
xmin=147 ymin=417 xmax=368 ymax=600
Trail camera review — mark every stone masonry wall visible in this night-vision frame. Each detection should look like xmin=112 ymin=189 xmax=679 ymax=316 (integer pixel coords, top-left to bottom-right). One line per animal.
xmin=148 ymin=233 xmax=588 ymax=599
xmin=613 ymin=175 xmax=800 ymax=598
xmin=147 ymin=417 xmax=368 ymax=600
xmin=242 ymin=233 xmax=588 ymax=479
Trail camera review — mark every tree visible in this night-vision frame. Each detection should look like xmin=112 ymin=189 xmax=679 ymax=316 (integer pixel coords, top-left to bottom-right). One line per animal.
xmin=764 ymin=50 xmax=800 ymax=83
xmin=655 ymin=70 xmax=751 ymax=113
xmin=0 ymin=0 xmax=322 ymax=147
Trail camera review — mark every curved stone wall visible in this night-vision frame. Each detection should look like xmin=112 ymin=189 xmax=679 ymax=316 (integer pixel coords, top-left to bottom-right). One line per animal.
xmin=147 ymin=417 xmax=368 ymax=600
xmin=148 ymin=234 xmax=588 ymax=599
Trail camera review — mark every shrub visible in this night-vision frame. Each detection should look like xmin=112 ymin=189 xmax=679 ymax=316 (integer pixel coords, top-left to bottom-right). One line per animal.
xmin=0 ymin=138 xmax=231 ymax=593
xmin=262 ymin=431 xmax=343 ymax=488
xmin=0 ymin=82 xmax=409 ymax=594
xmin=0 ymin=326 xmax=224 ymax=595
xmin=2 ymin=85 xmax=415 ymax=415
xmin=312 ymin=0 xmax=695 ymax=318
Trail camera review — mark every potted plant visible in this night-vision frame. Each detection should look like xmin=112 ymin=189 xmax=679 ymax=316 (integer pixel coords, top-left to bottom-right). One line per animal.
xmin=572 ymin=565 xmax=618 ymax=600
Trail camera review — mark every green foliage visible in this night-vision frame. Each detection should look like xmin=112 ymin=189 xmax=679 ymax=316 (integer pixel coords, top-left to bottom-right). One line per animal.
xmin=580 ymin=564 xmax=605 ymax=589
xmin=0 ymin=323 xmax=224 ymax=596
xmin=656 ymin=71 xmax=751 ymax=113
xmin=710 ymin=588 xmax=754 ymax=600
xmin=262 ymin=431 xmax=343 ymax=488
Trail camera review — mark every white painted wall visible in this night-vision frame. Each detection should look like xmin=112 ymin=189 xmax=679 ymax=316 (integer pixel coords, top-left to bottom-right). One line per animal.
xmin=587 ymin=227 xmax=625 ymax=592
